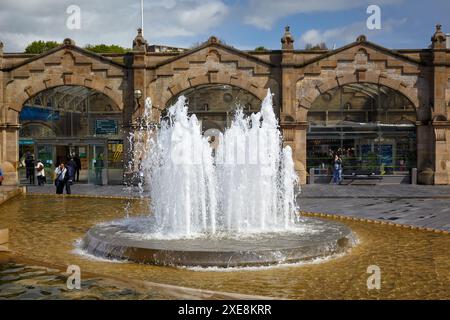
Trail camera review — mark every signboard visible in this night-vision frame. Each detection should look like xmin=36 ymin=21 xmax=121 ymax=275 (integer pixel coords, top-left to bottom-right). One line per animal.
xmin=95 ymin=120 xmax=118 ymax=135
xmin=20 ymin=106 xmax=59 ymax=121
xmin=19 ymin=139 xmax=34 ymax=145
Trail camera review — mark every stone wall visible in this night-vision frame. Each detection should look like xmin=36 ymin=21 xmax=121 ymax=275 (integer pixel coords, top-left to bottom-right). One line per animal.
xmin=1 ymin=27 xmax=449 ymax=185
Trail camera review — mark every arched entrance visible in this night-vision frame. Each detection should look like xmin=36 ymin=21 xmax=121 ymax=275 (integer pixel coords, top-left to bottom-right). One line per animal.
xmin=167 ymin=84 xmax=262 ymax=132
xmin=307 ymin=83 xmax=417 ymax=183
xmin=18 ymin=85 xmax=124 ymax=185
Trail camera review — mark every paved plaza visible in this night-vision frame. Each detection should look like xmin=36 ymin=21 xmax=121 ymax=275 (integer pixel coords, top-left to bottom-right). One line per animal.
xmin=21 ymin=183 xmax=450 ymax=232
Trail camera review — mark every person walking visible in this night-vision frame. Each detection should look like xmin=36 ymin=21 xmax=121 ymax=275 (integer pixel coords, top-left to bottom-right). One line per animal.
xmin=332 ymin=154 xmax=343 ymax=184
xmin=0 ymin=166 xmax=4 ymax=186
xmin=73 ymin=153 xmax=81 ymax=182
xmin=54 ymin=163 xmax=67 ymax=194
xmin=65 ymin=157 xmax=76 ymax=194
xmin=35 ymin=160 xmax=46 ymax=186
xmin=94 ymin=153 xmax=104 ymax=185
xmin=25 ymin=152 xmax=35 ymax=185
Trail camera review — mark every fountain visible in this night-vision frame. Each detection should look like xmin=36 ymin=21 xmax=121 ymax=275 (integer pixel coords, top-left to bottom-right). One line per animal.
xmin=81 ymin=90 xmax=355 ymax=267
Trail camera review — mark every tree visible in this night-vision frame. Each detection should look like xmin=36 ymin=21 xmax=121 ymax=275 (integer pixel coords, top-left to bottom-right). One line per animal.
xmin=24 ymin=41 xmax=60 ymax=54
xmin=305 ymin=42 xmax=328 ymax=50
xmin=84 ymin=44 xmax=130 ymax=54
xmin=254 ymin=46 xmax=268 ymax=52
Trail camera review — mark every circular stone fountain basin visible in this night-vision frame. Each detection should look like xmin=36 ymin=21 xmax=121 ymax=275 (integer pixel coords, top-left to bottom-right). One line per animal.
xmin=81 ymin=217 xmax=356 ymax=268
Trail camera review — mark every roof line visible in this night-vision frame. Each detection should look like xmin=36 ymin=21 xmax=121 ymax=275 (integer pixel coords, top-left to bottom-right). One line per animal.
xmin=3 ymin=43 xmax=127 ymax=71
xmin=291 ymin=40 xmax=425 ymax=68
xmin=150 ymin=38 xmax=276 ymax=69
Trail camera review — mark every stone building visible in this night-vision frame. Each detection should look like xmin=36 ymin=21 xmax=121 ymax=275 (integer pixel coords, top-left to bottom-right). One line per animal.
xmin=0 ymin=25 xmax=449 ymax=185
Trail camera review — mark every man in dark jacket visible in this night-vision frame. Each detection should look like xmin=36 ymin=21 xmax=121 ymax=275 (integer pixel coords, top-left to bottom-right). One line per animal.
xmin=73 ymin=153 xmax=81 ymax=182
xmin=25 ymin=152 xmax=35 ymax=185
xmin=65 ymin=157 xmax=76 ymax=194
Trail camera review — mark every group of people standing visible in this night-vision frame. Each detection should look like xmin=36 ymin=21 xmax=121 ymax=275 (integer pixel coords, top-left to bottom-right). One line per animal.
xmin=24 ymin=152 xmax=47 ymax=186
xmin=54 ymin=156 xmax=80 ymax=194
xmin=22 ymin=151 xmax=81 ymax=194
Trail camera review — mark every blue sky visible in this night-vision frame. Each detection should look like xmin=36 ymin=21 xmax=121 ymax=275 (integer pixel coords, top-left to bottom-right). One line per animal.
xmin=0 ymin=0 xmax=448 ymax=52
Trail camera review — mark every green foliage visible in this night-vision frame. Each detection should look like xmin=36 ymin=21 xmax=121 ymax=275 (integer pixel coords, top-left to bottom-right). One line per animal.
xmin=84 ymin=44 xmax=130 ymax=54
xmin=254 ymin=46 xmax=268 ymax=52
xmin=24 ymin=41 xmax=60 ymax=54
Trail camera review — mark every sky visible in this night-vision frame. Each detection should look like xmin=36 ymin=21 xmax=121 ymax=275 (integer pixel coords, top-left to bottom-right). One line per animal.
xmin=0 ymin=0 xmax=449 ymax=52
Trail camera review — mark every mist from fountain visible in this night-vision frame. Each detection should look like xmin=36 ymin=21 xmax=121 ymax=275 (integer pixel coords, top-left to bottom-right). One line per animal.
xmin=138 ymin=90 xmax=300 ymax=239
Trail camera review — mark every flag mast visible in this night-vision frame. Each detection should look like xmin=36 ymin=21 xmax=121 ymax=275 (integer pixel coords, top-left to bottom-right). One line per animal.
xmin=141 ymin=0 xmax=144 ymax=36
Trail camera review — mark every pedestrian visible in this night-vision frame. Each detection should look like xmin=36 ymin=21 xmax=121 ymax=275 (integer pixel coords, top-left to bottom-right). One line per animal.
xmin=332 ymin=154 xmax=343 ymax=184
xmin=73 ymin=153 xmax=81 ymax=182
xmin=25 ymin=152 xmax=35 ymax=185
xmin=94 ymin=153 xmax=104 ymax=185
xmin=54 ymin=163 xmax=67 ymax=195
xmin=65 ymin=157 xmax=76 ymax=194
xmin=35 ymin=160 xmax=46 ymax=186
xmin=0 ymin=166 xmax=4 ymax=186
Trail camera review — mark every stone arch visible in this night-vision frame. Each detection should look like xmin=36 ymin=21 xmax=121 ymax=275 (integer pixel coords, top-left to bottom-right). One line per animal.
xmin=7 ymin=74 xmax=124 ymax=117
xmin=296 ymin=74 xmax=420 ymax=121
xmin=156 ymin=71 xmax=270 ymax=110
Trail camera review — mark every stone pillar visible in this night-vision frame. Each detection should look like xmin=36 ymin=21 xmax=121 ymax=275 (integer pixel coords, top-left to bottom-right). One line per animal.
xmin=280 ymin=27 xmax=308 ymax=184
xmin=123 ymin=29 xmax=148 ymax=184
xmin=1 ymin=40 xmax=20 ymax=186
xmin=430 ymin=25 xmax=450 ymax=184
xmin=281 ymin=123 xmax=308 ymax=185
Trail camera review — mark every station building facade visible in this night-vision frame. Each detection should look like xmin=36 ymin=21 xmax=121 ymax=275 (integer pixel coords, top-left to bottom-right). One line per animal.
xmin=1 ymin=25 xmax=450 ymax=185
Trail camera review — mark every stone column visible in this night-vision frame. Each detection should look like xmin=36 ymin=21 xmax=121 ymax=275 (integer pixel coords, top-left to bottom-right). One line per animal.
xmin=0 ymin=41 xmax=20 ymax=186
xmin=281 ymin=123 xmax=308 ymax=185
xmin=280 ymin=26 xmax=308 ymax=184
xmin=123 ymin=29 xmax=148 ymax=184
xmin=431 ymin=25 xmax=450 ymax=184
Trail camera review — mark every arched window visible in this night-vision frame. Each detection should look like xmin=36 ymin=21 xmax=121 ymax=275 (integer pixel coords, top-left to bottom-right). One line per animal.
xmin=167 ymin=84 xmax=262 ymax=132
xmin=307 ymin=83 xmax=417 ymax=178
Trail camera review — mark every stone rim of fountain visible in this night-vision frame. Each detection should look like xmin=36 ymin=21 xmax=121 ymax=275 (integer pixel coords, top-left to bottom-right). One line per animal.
xmin=81 ymin=217 xmax=357 ymax=268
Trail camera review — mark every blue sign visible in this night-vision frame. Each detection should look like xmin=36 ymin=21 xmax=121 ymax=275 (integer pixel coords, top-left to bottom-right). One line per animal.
xmin=95 ymin=119 xmax=118 ymax=135
xmin=20 ymin=106 xmax=59 ymax=121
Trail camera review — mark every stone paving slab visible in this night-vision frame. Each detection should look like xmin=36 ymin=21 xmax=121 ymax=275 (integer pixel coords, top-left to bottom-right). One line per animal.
xmin=300 ymin=184 xmax=450 ymax=198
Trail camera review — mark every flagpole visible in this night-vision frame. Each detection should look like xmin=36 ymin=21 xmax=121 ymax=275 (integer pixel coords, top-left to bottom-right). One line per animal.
xmin=141 ymin=0 xmax=144 ymax=36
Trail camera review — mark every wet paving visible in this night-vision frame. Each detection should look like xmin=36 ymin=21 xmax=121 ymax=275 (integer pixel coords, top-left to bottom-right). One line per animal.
xmin=0 ymin=260 xmax=168 ymax=300
xmin=1 ymin=195 xmax=450 ymax=299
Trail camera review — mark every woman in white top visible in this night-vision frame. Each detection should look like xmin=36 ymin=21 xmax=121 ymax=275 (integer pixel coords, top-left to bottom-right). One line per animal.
xmin=54 ymin=163 xmax=67 ymax=194
xmin=35 ymin=160 xmax=45 ymax=186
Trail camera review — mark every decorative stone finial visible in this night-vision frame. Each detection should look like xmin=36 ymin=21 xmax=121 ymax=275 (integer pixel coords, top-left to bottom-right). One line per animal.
xmin=133 ymin=27 xmax=148 ymax=52
xmin=208 ymin=36 xmax=219 ymax=44
xmin=356 ymin=35 xmax=367 ymax=43
xmin=431 ymin=24 xmax=446 ymax=46
xmin=0 ymin=41 xmax=3 ymax=55
xmin=63 ymin=38 xmax=75 ymax=46
xmin=281 ymin=26 xmax=294 ymax=50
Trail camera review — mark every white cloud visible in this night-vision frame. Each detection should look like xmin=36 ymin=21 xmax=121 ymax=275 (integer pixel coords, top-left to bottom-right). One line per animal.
xmin=243 ymin=0 xmax=403 ymax=30
xmin=300 ymin=18 xmax=408 ymax=48
xmin=0 ymin=0 xmax=229 ymax=52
